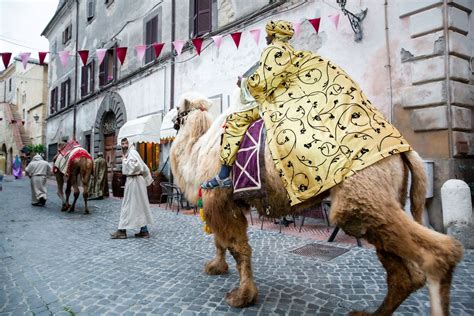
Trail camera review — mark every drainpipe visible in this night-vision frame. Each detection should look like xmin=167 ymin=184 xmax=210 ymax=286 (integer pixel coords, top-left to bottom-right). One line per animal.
xmin=443 ymin=0 xmax=453 ymax=158
xmin=384 ymin=0 xmax=394 ymax=123
xmin=73 ymin=0 xmax=79 ymax=140
xmin=170 ymin=0 xmax=175 ymax=109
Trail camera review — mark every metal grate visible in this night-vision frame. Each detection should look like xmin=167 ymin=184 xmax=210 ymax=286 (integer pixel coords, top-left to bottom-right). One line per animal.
xmin=290 ymin=243 xmax=349 ymax=261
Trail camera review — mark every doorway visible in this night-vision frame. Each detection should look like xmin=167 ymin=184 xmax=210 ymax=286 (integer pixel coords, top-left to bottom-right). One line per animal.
xmin=104 ymin=133 xmax=116 ymax=184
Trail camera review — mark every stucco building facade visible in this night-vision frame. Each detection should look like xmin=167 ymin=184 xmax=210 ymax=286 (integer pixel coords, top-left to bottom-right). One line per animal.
xmin=42 ymin=0 xmax=473 ymax=231
xmin=0 ymin=58 xmax=49 ymax=174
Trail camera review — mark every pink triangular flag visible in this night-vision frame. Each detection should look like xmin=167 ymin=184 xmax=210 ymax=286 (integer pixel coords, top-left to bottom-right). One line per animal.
xmin=212 ymin=35 xmax=223 ymax=49
xmin=293 ymin=22 xmax=302 ymax=38
xmin=135 ymin=45 xmax=146 ymax=61
xmin=77 ymin=50 xmax=89 ymax=66
xmin=230 ymin=32 xmax=242 ymax=49
xmin=19 ymin=52 xmax=31 ymax=69
xmin=58 ymin=51 xmax=70 ymax=68
xmin=329 ymin=14 xmax=340 ymax=29
xmin=38 ymin=52 xmax=48 ymax=65
xmin=308 ymin=18 xmax=321 ymax=33
xmin=249 ymin=29 xmax=261 ymax=45
xmin=173 ymin=40 xmax=186 ymax=56
xmin=96 ymin=48 xmax=107 ymax=65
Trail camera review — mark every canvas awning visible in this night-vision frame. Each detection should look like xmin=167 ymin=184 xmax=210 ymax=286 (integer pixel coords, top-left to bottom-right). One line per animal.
xmin=117 ymin=114 xmax=162 ymax=145
xmin=159 ymin=108 xmax=177 ymax=141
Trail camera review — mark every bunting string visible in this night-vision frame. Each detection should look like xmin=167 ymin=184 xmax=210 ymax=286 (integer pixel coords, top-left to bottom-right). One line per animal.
xmin=0 ymin=15 xmax=341 ymax=70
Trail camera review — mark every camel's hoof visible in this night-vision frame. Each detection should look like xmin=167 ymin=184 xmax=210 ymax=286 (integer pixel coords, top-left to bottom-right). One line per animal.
xmin=348 ymin=311 xmax=371 ymax=316
xmin=84 ymin=209 xmax=90 ymax=215
xmin=205 ymin=260 xmax=229 ymax=275
xmin=225 ymin=286 xmax=258 ymax=308
xmin=68 ymin=208 xmax=75 ymax=213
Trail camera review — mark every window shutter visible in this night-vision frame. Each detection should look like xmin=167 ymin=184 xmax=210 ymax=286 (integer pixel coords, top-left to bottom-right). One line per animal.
xmin=50 ymin=89 xmax=55 ymax=113
xmin=89 ymin=60 xmax=95 ymax=93
xmin=66 ymin=79 xmax=71 ymax=106
xmin=60 ymin=83 xmax=65 ymax=108
xmin=151 ymin=16 xmax=158 ymax=59
xmin=99 ymin=56 xmax=106 ymax=86
xmin=81 ymin=65 xmax=87 ymax=96
xmin=196 ymin=0 xmax=212 ymax=36
xmin=145 ymin=19 xmax=152 ymax=63
xmin=87 ymin=0 xmax=94 ymax=20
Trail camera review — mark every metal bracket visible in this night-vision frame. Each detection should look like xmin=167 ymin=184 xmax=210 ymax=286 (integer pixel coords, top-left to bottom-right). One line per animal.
xmin=336 ymin=0 xmax=368 ymax=42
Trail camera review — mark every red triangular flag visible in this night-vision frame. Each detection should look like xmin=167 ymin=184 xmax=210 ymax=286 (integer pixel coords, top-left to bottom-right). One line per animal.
xmin=77 ymin=50 xmax=89 ymax=66
xmin=152 ymin=42 xmax=165 ymax=59
xmin=192 ymin=38 xmax=204 ymax=55
xmin=308 ymin=18 xmax=321 ymax=33
xmin=1 ymin=52 xmax=12 ymax=69
xmin=38 ymin=52 xmax=48 ymax=65
xmin=116 ymin=47 xmax=127 ymax=65
xmin=230 ymin=32 xmax=242 ymax=49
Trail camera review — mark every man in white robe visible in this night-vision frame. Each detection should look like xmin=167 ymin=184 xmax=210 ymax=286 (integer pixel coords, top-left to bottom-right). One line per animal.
xmin=25 ymin=154 xmax=52 ymax=206
xmin=110 ymin=138 xmax=154 ymax=239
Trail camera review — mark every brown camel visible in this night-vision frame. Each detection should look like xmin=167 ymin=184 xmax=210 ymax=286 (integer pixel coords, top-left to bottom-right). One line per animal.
xmin=170 ymin=95 xmax=464 ymax=315
xmin=54 ymin=146 xmax=93 ymax=214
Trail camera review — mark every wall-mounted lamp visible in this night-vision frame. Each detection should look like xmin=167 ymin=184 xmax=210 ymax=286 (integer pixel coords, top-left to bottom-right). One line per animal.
xmin=33 ymin=113 xmax=39 ymax=122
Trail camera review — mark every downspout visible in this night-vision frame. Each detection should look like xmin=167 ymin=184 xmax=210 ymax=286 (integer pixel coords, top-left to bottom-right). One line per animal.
xmin=443 ymin=0 xmax=453 ymax=158
xmin=73 ymin=0 xmax=79 ymax=140
xmin=170 ymin=0 xmax=175 ymax=109
xmin=169 ymin=0 xmax=176 ymax=183
xmin=384 ymin=0 xmax=394 ymax=122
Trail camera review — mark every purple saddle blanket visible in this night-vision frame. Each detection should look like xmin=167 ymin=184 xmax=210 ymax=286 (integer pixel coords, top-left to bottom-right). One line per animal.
xmin=232 ymin=119 xmax=266 ymax=200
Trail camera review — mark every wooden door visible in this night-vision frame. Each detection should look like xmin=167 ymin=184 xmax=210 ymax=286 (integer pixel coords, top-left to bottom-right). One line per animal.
xmin=104 ymin=133 xmax=116 ymax=183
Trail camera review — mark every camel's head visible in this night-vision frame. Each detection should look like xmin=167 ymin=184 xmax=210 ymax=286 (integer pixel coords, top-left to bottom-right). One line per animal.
xmin=173 ymin=93 xmax=212 ymax=131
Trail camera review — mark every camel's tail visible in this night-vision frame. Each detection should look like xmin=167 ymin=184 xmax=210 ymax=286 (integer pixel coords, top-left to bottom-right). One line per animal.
xmin=402 ymin=151 xmax=428 ymax=224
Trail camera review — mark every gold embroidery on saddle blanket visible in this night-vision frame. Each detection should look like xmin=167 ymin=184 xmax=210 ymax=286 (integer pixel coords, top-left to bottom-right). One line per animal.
xmin=247 ymin=41 xmax=412 ymax=206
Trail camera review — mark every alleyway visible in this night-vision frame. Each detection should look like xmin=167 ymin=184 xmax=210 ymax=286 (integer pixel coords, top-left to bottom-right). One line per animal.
xmin=1 ymin=178 xmax=473 ymax=315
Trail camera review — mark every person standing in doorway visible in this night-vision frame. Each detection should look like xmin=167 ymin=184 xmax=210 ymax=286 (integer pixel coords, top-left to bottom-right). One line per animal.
xmin=110 ymin=138 xmax=154 ymax=239
xmin=25 ymin=154 xmax=52 ymax=206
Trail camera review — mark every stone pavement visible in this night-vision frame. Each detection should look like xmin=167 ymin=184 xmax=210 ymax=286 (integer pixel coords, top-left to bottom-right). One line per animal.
xmin=0 ymin=178 xmax=473 ymax=315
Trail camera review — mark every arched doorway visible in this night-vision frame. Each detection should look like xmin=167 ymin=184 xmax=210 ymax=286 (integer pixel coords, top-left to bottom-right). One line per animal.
xmin=94 ymin=92 xmax=127 ymax=183
xmin=101 ymin=111 xmax=117 ymax=183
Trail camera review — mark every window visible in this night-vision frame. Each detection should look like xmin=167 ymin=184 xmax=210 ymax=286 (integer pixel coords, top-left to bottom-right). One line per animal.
xmin=62 ymin=24 xmax=72 ymax=44
xmin=191 ymin=0 xmax=212 ymax=37
xmin=48 ymin=143 xmax=57 ymax=161
xmin=84 ymin=134 xmax=91 ymax=153
xmin=50 ymin=87 xmax=58 ymax=114
xmin=8 ymin=78 xmax=12 ymax=92
xmin=145 ymin=15 xmax=158 ymax=63
xmin=81 ymin=60 xmax=95 ymax=96
xmin=87 ymin=0 xmax=95 ymax=21
xmin=99 ymin=48 xmax=116 ymax=86
xmin=60 ymin=78 xmax=71 ymax=109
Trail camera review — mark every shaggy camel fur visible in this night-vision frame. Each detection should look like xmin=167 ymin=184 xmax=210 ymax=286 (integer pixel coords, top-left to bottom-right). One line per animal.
xmin=55 ymin=153 xmax=93 ymax=214
xmin=170 ymin=95 xmax=464 ymax=315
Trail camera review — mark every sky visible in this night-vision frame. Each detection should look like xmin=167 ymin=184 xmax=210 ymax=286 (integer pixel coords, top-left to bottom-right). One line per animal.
xmin=0 ymin=0 xmax=58 ymax=70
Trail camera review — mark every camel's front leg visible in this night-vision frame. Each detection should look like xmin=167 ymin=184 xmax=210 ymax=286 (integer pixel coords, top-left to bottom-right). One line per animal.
xmin=226 ymin=239 xmax=258 ymax=308
xmin=205 ymin=236 xmax=229 ymax=275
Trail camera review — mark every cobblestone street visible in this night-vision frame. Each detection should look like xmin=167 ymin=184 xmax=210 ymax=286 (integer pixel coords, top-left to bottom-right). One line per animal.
xmin=1 ymin=178 xmax=473 ymax=315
